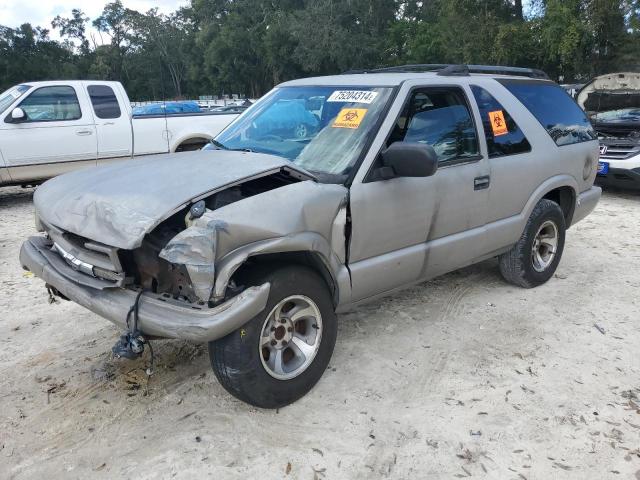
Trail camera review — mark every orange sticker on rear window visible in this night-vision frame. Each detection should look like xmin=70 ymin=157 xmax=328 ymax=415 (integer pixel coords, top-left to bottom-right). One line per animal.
xmin=488 ymin=110 xmax=508 ymax=136
xmin=333 ymin=108 xmax=367 ymax=129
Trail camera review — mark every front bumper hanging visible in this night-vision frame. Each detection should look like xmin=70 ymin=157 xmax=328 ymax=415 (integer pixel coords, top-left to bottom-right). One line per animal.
xmin=20 ymin=236 xmax=270 ymax=342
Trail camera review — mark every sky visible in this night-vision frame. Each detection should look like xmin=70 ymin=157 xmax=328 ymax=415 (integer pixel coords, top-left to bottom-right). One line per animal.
xmin=0 ymin=0 xmax=188 ymax=41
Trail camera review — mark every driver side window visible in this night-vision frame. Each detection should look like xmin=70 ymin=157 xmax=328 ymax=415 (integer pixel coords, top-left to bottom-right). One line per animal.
xmin=388 ymin=87 xmax=479 ymax=164
xmin=18 ymin=86 xmax=82 ymax=123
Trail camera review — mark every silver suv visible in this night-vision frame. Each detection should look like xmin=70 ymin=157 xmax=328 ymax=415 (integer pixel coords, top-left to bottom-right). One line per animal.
xmin=21 ymin=64 xmax=601 ymax=408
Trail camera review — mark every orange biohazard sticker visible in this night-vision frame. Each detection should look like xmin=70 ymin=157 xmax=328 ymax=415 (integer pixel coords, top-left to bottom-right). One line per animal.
xmin=333 ymin=108 xmax=367 ymax=129
xmin=488 ymin=110 xmax=508 ymax=136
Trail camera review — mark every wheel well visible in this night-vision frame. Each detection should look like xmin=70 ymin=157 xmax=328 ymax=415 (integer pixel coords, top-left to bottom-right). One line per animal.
xmin=175 ymin=137 xmax=210 ymax=152
xmin=542 ymin=186 xmax=576 ymax=226
xmin=230 ymin=252 xmax=338 ymax=306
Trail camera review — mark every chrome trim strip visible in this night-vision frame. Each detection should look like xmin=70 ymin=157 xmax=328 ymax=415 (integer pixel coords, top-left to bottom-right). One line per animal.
xmin=53 ymin=242 xmax=95 ymax=277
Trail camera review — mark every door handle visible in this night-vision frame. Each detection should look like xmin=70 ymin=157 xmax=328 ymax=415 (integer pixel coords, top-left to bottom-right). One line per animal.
xmin=103 ymin=122 xmax=115 ymax=126
xmin=76 ymin=129 xmax=93 ymax=136
xmin=474 ymin=175 xmax=490 ymax=190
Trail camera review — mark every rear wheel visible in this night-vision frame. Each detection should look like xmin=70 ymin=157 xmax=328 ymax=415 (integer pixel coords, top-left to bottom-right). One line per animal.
xmin=209 ymin=265 xmax=337 ymax=408
xmin=498 ymin=199 xmax=566 ymax=288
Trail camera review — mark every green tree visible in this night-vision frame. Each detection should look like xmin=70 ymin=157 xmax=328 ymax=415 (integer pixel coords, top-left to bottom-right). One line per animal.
xmin=2 ymin=0 xmax=639 ymax=98
xmin=92 ymin=0 xmax=137 ymax=80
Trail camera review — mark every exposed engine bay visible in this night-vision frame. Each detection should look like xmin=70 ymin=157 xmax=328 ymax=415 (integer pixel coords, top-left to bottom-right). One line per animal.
xmin=577 ymin=72 xmax=640 ymax=140
xmin=121 ymin=171 xmax=305 ymax=305
xmin=576 ymin=72 xmax=640 ymax=188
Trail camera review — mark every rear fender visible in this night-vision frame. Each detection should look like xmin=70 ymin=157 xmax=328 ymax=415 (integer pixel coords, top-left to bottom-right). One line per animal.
xmin=486 ymin=174 xmax=580 ymax=252
xmin=170 ymin=133 xmax=212 ymax=152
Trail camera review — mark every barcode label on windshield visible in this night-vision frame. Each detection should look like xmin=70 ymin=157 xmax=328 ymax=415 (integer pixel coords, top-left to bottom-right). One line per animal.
xmin=327 ymin=90 xmax=378 ymax=104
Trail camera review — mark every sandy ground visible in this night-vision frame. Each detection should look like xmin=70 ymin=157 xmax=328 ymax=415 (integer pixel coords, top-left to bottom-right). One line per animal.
xmin=1 ymin=185 xmax=639 ymax=480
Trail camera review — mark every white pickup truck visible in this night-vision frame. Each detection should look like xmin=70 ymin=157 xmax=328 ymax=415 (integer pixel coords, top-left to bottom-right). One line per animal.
xmin=0 ymin=80 xmax=238 ymax=187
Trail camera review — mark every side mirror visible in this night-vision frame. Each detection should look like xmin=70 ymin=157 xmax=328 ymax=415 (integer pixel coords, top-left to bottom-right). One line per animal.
xmin=378 ymin=142 xmax=438 ymax=179
xmin=10 ymin=107 xmax=26 ymax=122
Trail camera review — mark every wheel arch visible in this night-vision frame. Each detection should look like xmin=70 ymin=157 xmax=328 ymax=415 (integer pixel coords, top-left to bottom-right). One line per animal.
xmin=171 ymin=134 xmax=212 ymax=152
xmin=521 ymin=175 xmax=578 ymax=229
xmin=213 ymin=233 xmax=351 ymax=308
xmin=541 ymin=185 xmax=576 ymax=227
xmin=231 ymin=251 xmax=340 ymax=307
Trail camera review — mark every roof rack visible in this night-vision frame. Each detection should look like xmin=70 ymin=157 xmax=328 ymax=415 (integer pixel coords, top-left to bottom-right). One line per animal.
xmin=342 ymin=64 xmax=550 ymax=80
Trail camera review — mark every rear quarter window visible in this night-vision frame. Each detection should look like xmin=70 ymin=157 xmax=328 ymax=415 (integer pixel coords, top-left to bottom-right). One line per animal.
xmin=88 ymin=85 xmax=121 ymax=119
xmin=471 ymin=85 xmax=531 ymax=157
xmin=499 ymin=80 xmax=597 ymax=146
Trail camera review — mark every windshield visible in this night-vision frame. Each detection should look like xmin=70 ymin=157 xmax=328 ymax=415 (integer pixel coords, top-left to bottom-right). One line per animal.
xmin=592 ymin=107 xmax=640 ymax=124
xmin=584 ymin=90 xmax=640 ymax=124
xmin=0 ymin=85 xmax=30 ymax=116
xmin=214 ymin=86 xmax=393 ymax=179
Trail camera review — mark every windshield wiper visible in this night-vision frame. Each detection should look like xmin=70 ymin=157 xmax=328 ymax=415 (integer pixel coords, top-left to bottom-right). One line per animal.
xmin=209 ymin=139 xmax=255 ymax=153
xmin=210 ymin=139 xmax=229 ymax=150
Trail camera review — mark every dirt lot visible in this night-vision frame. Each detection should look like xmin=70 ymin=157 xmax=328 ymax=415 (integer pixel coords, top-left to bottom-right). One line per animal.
xmin=1 ymin=185 xmax=639 ymax=480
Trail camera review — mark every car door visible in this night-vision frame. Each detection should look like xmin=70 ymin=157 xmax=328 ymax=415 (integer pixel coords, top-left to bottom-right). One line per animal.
xmin=347 ymin=83 xmax=491 ymax=303
xmin=1 ymin=85 xmax=97 ymax=182
xmin=85 ymin=83 xmax=132 ymax=163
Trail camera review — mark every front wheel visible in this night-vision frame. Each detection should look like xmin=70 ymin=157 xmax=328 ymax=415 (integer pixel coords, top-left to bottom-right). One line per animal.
xmin=209 ymin=265 xmax=337 ymax=408
xmin=498 ymin=199 xmax=566 ymax=288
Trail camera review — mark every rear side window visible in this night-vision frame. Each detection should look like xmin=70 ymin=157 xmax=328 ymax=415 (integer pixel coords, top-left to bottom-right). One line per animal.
xmin=471 ymin=86 xmax=531 ymax=157
xmin=499 ymin=80 xmax=596 ymax=146
xmin=88 ymin=85 xmax=121 ymax=119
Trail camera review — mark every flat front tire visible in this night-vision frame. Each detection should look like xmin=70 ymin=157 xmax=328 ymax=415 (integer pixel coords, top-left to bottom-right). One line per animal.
xmin=498 ymin=199 xmax=566 ymax=288
xmin=209 ymin=265 xmax=337 ymax=408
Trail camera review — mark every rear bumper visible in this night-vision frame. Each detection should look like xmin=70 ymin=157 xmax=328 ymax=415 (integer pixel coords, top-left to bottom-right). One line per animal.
xmin=20 ymin=236 xmax=270 ymax=342
xmin=596 ymin=167 xmax=640 ymax=190
xmin=572 ymin=185 xmax=602 ymax=226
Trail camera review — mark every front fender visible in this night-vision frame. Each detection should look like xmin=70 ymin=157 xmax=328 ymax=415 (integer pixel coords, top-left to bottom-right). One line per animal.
xmin=160 ymin=180 xmax=350 ymax=305
xmin=212 ymin=232 xmax=351 ymax=304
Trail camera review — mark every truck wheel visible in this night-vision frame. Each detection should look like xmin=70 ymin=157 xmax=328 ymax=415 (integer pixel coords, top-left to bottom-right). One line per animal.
xmin=209 ymin=265 xmax=337 ymax=408
xmin=498 ymin=199 xmax=566 ymax=288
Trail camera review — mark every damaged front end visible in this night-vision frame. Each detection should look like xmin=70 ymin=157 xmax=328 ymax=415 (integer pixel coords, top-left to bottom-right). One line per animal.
xmin=123 ymin=167 xmax=326 ymax=306
xmin=23 ymin=151 xmax=349 ymax=342
xmin=20 ymin=234 xmax=272 ymax=342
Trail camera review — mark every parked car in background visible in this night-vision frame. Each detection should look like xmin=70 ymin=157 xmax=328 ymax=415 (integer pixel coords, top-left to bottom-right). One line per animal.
xmin=0 ymin=81 xmax=238 ymax=187
xmin=577 ymin=72 xmax=640 ymax=189
xmin=561 ymin=83 xmax=585 ymax=99
xmin=208 ymin=104 xmax=250 ymax=114
xmin=250 ymin=98 xmax=320 ymax=139
xmin=20 ymin=64 xmax=600 ymax=408
xmin=132 ymin=101 xmax=202 ymax=116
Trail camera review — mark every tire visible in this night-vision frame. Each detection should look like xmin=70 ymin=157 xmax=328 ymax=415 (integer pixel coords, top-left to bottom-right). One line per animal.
xmin=498 ymin=199 xmax=566 ymax=288
xmin=209 ymin=265 xmax=337 ymax=408
xmin=294 ymin=123 xmax=308 ymax=138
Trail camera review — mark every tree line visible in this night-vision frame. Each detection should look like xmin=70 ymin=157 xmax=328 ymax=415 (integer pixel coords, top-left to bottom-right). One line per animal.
xmin=1 ymin=0 xmax=639 ymax=101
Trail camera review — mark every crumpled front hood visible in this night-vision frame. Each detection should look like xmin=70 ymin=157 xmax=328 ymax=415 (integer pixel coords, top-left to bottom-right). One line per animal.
xmin=35 ymin=150 xmax=307 ymax=249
